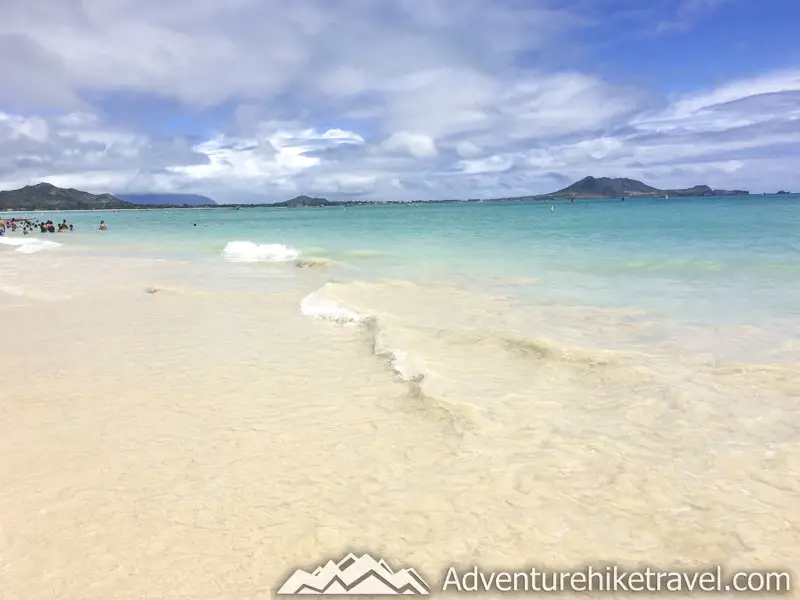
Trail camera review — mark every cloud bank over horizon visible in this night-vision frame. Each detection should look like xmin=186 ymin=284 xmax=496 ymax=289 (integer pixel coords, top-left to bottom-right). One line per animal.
xmin=1 ymin=0 xmax=798 ymax=202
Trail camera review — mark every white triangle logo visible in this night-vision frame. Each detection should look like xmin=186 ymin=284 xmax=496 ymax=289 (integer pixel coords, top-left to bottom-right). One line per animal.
xmin=277 ymin=553 xmax=431 ymax=595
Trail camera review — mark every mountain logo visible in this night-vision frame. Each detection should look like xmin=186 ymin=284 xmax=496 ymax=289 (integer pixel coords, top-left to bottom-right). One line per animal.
xmin=276 ymin=552 xmax=431 ymax=595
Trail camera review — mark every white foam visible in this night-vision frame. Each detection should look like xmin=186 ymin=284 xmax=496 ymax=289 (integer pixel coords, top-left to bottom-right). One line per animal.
xmin=299 ymin=291 xmax=362 ymax=324
xmin=221 ymin=241 xmax=300 ymax=263
xmin=0 ymin=237 xmax=63 ymax=254
xmin=299 ymin=284 xmax=425 ymax=380
xmin=371 ymin=327 xmax=422 ymax=381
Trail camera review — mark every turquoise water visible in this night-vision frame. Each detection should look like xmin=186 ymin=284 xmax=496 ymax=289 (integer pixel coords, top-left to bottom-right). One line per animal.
xmin=7 ymin=195 xmax=800 ymax=329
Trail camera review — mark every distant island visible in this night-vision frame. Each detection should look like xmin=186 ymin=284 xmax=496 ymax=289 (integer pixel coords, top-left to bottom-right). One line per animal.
xmin=539 ymin=176 xmax=749 ymax=199
xmin=115 ymin=193 xmax=217 ymax=206
xmin=0 ymin=176 xmax=773 ymax=212
xmin=269 ymin=195 xmax=330 ymax=208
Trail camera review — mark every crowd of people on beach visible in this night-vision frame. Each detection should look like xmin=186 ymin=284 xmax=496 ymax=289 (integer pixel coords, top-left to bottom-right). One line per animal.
xmin=0 ymin=218 xmax=107 ymax=236
xmin=0 ymin=218 xmax=74 ymax=235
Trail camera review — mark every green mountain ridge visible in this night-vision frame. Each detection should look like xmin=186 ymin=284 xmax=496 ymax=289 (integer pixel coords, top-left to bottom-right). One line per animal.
xmin=0 ymin=183 xmax=135 ymax=211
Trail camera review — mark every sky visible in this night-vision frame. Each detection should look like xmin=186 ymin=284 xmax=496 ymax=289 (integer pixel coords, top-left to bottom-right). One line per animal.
xmin=0 ymin=0 xmax=799 ymax=203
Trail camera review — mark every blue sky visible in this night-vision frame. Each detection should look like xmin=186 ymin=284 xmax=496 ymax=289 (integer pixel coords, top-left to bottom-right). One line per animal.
xmin=0 ymin=0 xmax=798 ymax=202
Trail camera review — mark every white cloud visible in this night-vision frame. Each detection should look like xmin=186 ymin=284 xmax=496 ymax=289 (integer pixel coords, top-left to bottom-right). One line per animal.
xmin=459 ymin=155 xmax=517 ymax=175
xmin=312 ymin=173 xmax=379 ymax=195
xmin=0 ymin=1 xmax=797 ymax=201
xmin=0 ymin=113 xmax=50 ymax=143
xmin=455 ymin=141 xmax=483 ymax=159
xmin=38 ymin=170 xmax=142 ymax=192
xmin=381 ymin=132 xmax=438 ymax=159
xmin=632 ymin=70 xmax=800 ymax=134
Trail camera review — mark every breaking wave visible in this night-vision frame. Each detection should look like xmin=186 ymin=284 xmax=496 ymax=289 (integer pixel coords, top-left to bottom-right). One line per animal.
xmin=297 ymin=281 xmax=628 ymax=435
xmin=299 ymin=286 xmax=363 ymax=324
xmin=299 ymin=284 xmax=482 ymax=430
xmin=0 ymin=237 xmax=63 ymax=254
xmin=221 ymin=241 xmax=299 ymax=263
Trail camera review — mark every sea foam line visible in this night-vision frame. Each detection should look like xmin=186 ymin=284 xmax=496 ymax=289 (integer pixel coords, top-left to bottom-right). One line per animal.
xmin=299 ymin=285 xmax=420 ymax=380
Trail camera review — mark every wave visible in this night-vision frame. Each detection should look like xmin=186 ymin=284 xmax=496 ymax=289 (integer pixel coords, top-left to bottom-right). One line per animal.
xmin=296 ymin=279 xmax=671 ymax=437
xmin=297 ymin=279 xmax=800 ymax=438
xmin=362 ymin=316 xmax=496 ymax=435
xmin=299 ymin=287 xmax=363 ymax=324
xmin=0 ymin=237 xmax=63 ymax=254
xmin=221 ymin=241 xmax=299 ymax=263
xmin=298 ymin=283 xmax=503 ymax=435
xmin=363 ymin=316 xmax=422 ymax=381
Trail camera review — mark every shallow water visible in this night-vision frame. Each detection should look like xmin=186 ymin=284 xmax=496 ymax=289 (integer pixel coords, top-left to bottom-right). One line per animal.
xmin=1 ymin=197 xmax=799 ymax=598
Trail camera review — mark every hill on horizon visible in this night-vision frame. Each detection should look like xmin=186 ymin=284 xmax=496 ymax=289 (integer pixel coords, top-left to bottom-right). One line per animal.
xmin=116 ymin=193 xmax=217 ymax=206
xmin=0 ymin=182 xmax=133 ymax=211
xmin=554 ymin=176 xmax=660 ymax=197
xmin=270 ymin=195 xmax=331 ymax=207
xmin=544 ymin=176 xmax=747 ymax=198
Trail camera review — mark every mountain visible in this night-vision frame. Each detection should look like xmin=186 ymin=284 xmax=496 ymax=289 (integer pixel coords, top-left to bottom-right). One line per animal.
xmin=542 ymin=177 xmax=748 ymax=199
xmin=276 ymin=553 xmax=431 ymax=595
xmin=116 ymin=193 xmax=217 ymax=206
xmin=271 ymin=195 xmax=331 ymax=207
xmin=555 ymin=176 xmax=659 ymax=197
xmin=0 ymin=183 xmax=134 ymax=211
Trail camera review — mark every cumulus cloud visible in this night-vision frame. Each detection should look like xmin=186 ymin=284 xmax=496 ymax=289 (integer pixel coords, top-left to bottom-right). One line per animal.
xmin=0 ymin=0 xmax=796 ymax=201
xmin=381 ymin=132 xmax=438 ymax=159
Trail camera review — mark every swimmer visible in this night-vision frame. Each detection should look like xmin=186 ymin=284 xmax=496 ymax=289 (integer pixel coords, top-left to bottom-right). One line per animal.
xmin=99 ymin=220 xmax=107 ymax=230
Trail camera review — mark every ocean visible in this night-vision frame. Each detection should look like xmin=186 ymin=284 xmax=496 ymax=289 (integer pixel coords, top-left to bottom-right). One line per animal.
xmin=1 ymin=196 xmax=799 ymax=598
